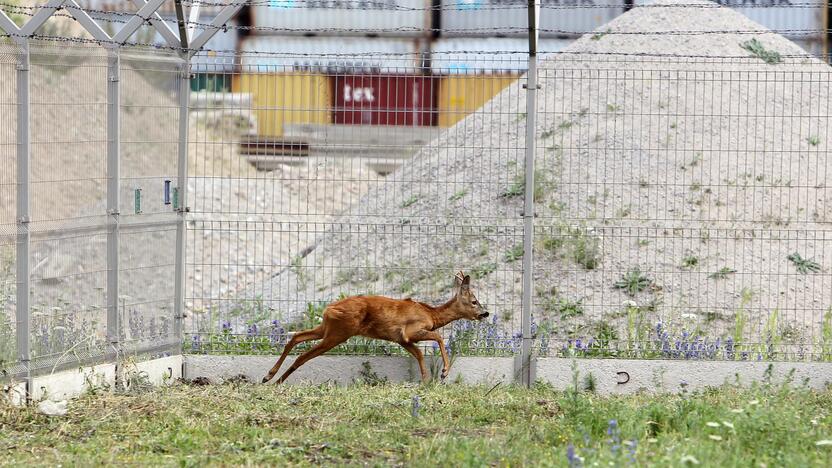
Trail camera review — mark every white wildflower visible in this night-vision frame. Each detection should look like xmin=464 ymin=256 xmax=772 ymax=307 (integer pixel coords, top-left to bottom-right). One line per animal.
xmin=731 ymin=408 xmax=743 ymax=413
xmin=749 ymin=400 xmax=759 ymax=406
xmin=722 ymin=421 xmax=735 ymax=429
xmin=706 ymin=422 xmax=720 ymax=428
xmin=680 ymin=455 xmax=700 ymax=465
xmin=708 ymin=435 xmax=723 ymax=441
xmin=815 ymin=440 xmax=832 ymax=446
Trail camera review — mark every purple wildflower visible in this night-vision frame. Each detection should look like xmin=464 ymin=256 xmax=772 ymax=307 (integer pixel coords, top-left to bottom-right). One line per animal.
xmin=566 ymin=443 xmax=581 ymax=467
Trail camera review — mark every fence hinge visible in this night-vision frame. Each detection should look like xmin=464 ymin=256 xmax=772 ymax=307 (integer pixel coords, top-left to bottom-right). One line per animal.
xmin=16 ymin=216 xmax=30 ymax=224
xmin=522 ymin=83 xmax=541 ymax=90
xmin=107 ymin=209 xmax=120 ymax=216
xmin=16 ymin=62 xmax=29 ymax=72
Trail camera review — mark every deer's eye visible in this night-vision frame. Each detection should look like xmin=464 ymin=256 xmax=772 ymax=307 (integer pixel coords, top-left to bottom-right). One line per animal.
xmin=472 ymin=300 xmax=478 ymax=305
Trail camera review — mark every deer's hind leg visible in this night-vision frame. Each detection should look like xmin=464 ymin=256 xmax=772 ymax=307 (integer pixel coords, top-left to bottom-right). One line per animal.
xmin=275 ymin=330 xmax=350 ymax=384
xmin=400 ymin=342 xmax=429 ymax=383
xmin=262 ymin=325 xmax=324 ymax=383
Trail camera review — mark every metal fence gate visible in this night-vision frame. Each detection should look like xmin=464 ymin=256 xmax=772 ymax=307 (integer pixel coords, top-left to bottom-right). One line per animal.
xmin=2 ymin=0 xmax=832 ymax=389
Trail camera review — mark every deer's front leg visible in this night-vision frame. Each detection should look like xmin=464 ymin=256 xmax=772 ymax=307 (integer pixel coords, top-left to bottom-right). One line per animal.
xmin=411 ymin=330 xmax=450 ymax=380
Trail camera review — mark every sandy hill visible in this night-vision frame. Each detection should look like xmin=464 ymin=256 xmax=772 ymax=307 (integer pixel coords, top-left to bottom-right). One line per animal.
xmin=249 ymin=0 xmax=832 ymax=349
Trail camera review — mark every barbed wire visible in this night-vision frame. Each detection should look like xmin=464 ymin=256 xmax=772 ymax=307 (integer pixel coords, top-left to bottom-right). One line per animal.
xmin=1 ymin=31 xmax=823 ymax=61
xmin=0 ymin=0 xmax=829 ymax=14
xmin=187 ymin=20 xmax=832 ymax=36
xmin=2 ymin=5 xmax=830 ymax=37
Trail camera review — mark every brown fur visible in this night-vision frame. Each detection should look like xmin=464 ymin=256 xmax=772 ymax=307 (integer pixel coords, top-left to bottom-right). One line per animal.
xmin=262 ymin=271 xmax=487 ymax=384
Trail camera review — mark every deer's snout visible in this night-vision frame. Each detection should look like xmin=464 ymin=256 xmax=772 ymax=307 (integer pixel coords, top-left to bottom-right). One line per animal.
xmin=478 ymin=311 xmax=489 ymax=320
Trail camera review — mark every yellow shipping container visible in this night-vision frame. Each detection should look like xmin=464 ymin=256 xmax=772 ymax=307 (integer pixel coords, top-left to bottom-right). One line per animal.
xmin=437 ymin=75 xmax=518 ymax=128
xmin=232 ymin=73 xmax=332 ymax=138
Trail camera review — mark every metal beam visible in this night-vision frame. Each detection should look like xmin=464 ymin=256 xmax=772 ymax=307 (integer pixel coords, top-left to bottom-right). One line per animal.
xmin=0 ymin=9 xmax=22 ymax=36
xmin=187 ymin=1 xmax=244 ymax=56
xmin=64 ymin=0 xmax=111 ymax=42
xmin=132 ymin=0 xmax=181 ymax=49
xmin=517 ymin=0 xmax=540 ymax=388
xmin=15 ymin=39 xmax=32 ymax=402
xmin=174 ymin=0 xmax=188 ymax=50
xmin=20 ymin=0 xmax=66 ymax=37
xmin=187 ymin=1 xmax=201 ymax=45
xmin=113 ymin=0 xmax=167 ymax=44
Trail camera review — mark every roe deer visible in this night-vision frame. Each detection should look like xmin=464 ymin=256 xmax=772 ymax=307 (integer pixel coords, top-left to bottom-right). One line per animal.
xmin=262 ymin=271 xmax=488 ymax=384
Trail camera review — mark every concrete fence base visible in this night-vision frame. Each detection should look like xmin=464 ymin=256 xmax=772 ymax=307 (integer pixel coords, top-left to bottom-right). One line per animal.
xmin=2 ymin=355 xmax=183 ymax=407
xmin=185 ymin=354 xmax=832 ymax=394
xmin=5 ymin=354 xmax=832 ymax=407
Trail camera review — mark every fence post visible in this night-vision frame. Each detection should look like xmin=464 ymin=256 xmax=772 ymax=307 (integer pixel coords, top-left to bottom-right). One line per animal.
xmin=15 ymin=38 xmax=32 ymax=399
xmin=172 ymin=0 xmax=189 ymax=353
xmin=106 ymin=46 xmax=121 ymax=350
xmin=173 ymin=55 xmax=190 ymax=348
xmin=517 ymin=0 xmax=540 ymax=387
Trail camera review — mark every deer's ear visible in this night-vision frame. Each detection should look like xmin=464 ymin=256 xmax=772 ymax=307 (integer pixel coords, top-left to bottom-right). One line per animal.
xmin=460 ymin=275 xmax=471 ymax=289
xmin=454 ymin=271 xmax=465 ymax=286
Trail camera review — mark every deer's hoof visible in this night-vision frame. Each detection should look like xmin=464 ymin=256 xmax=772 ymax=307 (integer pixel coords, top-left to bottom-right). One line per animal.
xmin=261 ymin=376 xmax=270 ymax=384
xmin=440 ymin=370 xmax=449 ymax=380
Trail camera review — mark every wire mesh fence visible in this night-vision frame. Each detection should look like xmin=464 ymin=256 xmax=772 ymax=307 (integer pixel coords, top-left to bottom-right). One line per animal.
xmin=1 ymin=0 xmax=832 ymax=381
xmin=0 ymin=39 xmax=184 ymax=378
xmin=0 ymin=42 xmax=16 ymax=376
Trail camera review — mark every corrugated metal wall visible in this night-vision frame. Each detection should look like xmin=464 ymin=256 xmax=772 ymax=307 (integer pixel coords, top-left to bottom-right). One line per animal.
xmin=331 ymin=75 xmax=437 ymax=126
xmin=440 ymin=0 xmax=624 ymax=37
xmin=232 ymin=73 xmax=332 ymax=138
xmin=250 ymin=0 xmax=432 ymax=37
xmin=436 ymin=75 xmax=517 ymax=127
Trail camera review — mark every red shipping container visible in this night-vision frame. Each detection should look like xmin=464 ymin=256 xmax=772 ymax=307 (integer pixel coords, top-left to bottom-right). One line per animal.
xmin=331 ymin=75 xmax=437 ymax=126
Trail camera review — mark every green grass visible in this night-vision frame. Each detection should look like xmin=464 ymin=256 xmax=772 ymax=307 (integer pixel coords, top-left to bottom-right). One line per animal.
xmin=401 ymin=195 xmax=420 ymax=208
xmin=504 ymin=244 xmax=524 ymax=263
xmin=500 ymin=169 xmax=551 ymax=202
xmin=471 ymin=262 xmax=497 ymax=279
xmin=682 ymin=256 xmax=699 ymax=269
xmin=572 ymin=232 xmax=601 ymax=270
xmin=740 ymin=38 xmax=782 ymax=65
xmin=614 ymin=268 xmax=651 ymax=296
xmin=538 ymin=225 xmax=601 ymax=271
xmin=449 ymin=189 xmax=467 ymax=202
xmin=4 ymin=380 xmax=832 ymax=466
xmin=709 ymin=267 xmax=737 ymax=280
xmin=788 ymin=252 xmax=821 ymax=274
xmin=591 ymin=29 xmax=610 ymax=41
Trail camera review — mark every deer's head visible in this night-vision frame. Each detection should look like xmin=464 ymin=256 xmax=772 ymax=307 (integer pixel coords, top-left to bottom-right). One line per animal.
xmin=453 ymin=271 xmax=488 ymax=321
